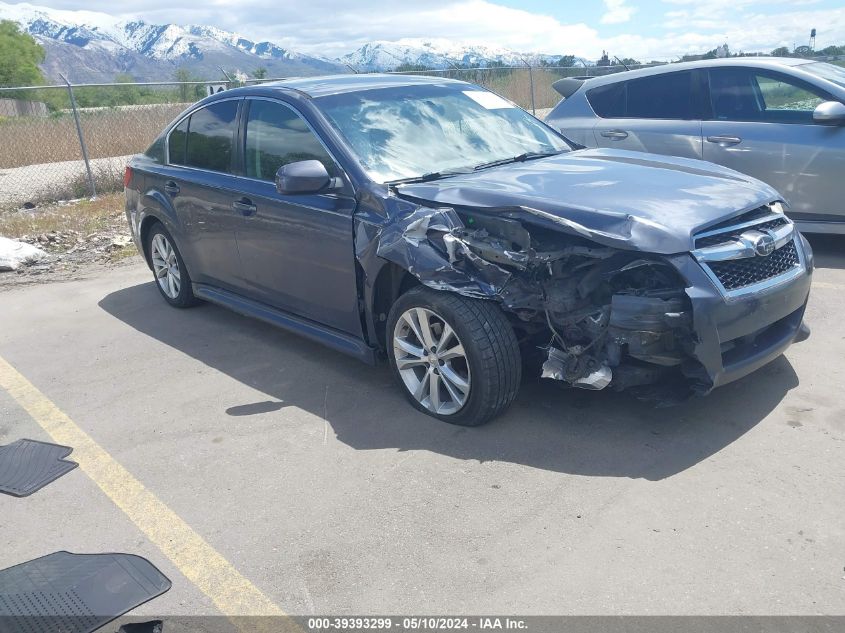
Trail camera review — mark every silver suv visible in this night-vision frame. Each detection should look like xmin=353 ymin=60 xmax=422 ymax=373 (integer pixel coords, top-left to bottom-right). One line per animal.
xmin=546 ymin=58 xmax=845 ymax=233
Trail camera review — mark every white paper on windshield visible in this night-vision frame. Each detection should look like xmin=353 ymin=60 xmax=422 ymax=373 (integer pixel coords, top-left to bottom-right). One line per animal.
xmin=462 ymin=90 xmax=515 ymax=110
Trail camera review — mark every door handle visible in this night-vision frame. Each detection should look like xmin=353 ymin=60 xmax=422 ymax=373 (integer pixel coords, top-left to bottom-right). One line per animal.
xmin=706 ymin=135 xmax=742 ymax=146
xmin=233 ymin=198 xmax=257 ymax=216
xmin=600 ymin=130 xmax=628 ymax=140
xmin=164 ymin=181 xmax=180 ymax=195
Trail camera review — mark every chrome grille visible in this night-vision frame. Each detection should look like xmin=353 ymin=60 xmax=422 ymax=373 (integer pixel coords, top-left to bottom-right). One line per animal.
xmin=695 ymin=217 xmax=789 ymax=249
xmin=700 ymin=205 xmax=773 ymax=234
xmin=708 ymin=240 xmax=800 ymax=291
xmin=691 ymin=211 xmax=804 ymax=296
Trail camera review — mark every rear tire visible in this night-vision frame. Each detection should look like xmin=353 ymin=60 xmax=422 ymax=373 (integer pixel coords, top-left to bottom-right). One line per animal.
xmin=386 ymin=287 xmax=521 ymax=426
xmin=145 ymin=223 xmax=200 ymax=308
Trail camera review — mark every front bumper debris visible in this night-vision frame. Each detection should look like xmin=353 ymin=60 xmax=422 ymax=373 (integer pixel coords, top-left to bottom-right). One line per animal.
xmin=368 ymin=198 xmax=812 ymax=399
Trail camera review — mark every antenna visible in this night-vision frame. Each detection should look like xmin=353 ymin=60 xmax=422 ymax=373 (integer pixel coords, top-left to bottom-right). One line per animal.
xmin=614 ymin=56 xmax=631 ymax=71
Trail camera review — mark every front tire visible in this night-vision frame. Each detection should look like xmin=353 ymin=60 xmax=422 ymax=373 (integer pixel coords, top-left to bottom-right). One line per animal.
xmin=145 ymin=223 xmax=200 ymax=308
xmin=387 ymin=287 xmax=521 ymax=426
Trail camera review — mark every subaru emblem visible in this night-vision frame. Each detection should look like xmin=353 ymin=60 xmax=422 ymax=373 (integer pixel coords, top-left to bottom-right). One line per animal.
xmin=753 ymin=233 xmax=776 ymax=257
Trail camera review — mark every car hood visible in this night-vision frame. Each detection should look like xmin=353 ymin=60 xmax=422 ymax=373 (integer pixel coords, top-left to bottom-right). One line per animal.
xmin=394 ymin=148 xmax=781 ymax=254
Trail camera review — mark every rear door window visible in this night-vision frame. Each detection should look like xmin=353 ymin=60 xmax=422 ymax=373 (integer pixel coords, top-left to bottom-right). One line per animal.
xmin=173 ymin=100 xmax=239 ymax=172
xmin=586 ymin=82 xmax=625 ymax=118
xmin=626 ymin=72 xmax=695 ymax=119
xmin=243 ymin=99 xmax=336 ymax=182
xmin=587 ymin=71 xmax=695 ymax=119
xmin=708 ymin=68 xmax=830 ymax=124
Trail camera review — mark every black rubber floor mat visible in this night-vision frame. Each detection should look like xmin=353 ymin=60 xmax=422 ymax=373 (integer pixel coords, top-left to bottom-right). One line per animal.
xmin=0 ymin=552 xmax=172 ymax=633
xmin=0 ymin=439 xmax=78 ymax=497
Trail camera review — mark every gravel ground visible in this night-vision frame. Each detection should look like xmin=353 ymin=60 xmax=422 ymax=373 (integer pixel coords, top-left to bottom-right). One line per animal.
xmin=0 ymin=194 xmax=140 ymax=290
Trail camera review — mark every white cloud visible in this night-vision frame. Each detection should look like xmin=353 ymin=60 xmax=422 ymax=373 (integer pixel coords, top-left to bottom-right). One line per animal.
xmin=601 ymin=0 xmax=636 ymax=25
xmin=660 ymin=2 xmax=845 ymax=54
xmin=3 ymin=0 xmax=845 ymax=60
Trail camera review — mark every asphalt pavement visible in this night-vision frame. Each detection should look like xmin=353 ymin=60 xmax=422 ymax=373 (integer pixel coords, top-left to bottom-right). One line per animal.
xmin=0 ymin=235 xmax=843 ymax=617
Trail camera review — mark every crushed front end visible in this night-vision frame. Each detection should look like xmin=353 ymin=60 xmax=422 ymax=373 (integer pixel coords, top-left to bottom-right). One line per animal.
xmin=374 ymin=198 xmax=813 ymax=400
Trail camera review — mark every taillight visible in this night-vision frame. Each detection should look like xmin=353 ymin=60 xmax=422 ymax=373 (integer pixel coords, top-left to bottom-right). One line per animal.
xmin=123 ymin=166 xmax=133 ymax=188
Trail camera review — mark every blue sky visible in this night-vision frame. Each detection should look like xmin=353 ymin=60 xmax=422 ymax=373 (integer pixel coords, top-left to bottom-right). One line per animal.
xmin=5 ymin=0 xmax=845 ymax=58
xmin=491 ymin=0 xmax=845 ymax=54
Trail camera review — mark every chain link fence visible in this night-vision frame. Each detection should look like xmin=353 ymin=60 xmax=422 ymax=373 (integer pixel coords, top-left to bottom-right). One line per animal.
xmin=0 ymin=64 xmax=654 ymax=212
xmin=389 ymin=63 xmax=662 ymax=114
xmin=0 ymin=80 xmax=209 ymax=211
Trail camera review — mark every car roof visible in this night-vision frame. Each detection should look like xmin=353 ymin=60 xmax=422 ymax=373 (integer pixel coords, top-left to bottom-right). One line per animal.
xmin=246 ymin=73 xmax=470 ymax=98
xmin=581 ymin=57 xmax=815 ymax=89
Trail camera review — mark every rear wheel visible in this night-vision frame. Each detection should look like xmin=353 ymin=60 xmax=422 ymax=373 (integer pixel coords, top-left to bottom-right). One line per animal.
xmin=387 ymin=287 xmax=521 ymax=426
xmin=146 ymin=224 xmax=200 ymax=308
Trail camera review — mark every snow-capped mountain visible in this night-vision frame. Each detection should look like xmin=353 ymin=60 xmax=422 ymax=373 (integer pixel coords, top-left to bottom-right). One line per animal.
xmin=0 ymin=1 xmax=345 ymax=82
xmin=0 ymin=1 xmax=589 ymax=83
xmin=341 ymin=39 xmax=580 ymax=72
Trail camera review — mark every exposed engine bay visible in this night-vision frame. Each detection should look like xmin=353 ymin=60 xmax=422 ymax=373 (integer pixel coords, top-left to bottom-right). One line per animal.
xmin=373 ymin=203 xmax=701 ymax=397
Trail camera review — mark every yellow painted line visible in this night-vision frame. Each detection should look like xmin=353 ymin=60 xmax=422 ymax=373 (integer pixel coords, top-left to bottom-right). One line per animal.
xmin=0 ymin=355 xmax=299 ymax=631
xmin=813 ymin=281 xmax=845 ymax=291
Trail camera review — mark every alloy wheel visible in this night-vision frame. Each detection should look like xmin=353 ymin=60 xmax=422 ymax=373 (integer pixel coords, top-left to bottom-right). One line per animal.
xmin=150 ymin=233 xmax=181 ymax=300
xmin=392 ymin=307 xmax=471 ymax=415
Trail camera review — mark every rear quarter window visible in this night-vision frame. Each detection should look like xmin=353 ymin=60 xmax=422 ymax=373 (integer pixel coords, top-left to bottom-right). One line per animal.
xmin=144 ymin=135 xmax=166 ymax=163
xmin=168 ymin=118 xmax=188 ymax=165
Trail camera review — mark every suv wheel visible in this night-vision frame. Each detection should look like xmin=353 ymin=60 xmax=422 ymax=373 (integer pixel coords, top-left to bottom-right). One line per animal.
xmin=387 ymin=287 xmax=521 ymax=426
xmin=146 ymin=224 xmax=200 ymax=308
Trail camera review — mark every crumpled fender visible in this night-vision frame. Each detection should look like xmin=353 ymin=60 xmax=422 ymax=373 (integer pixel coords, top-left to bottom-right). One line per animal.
xmin=376 ymin=206 xmax=509 ymax=296
xmin=367 ymin=204 xmax=547 ymax=311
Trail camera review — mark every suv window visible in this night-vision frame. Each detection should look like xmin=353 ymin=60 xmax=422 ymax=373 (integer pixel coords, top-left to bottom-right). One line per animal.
xmin=709 ymin=68 xmax=829 ymax=124
xmin=587 ymin=71 xmax=695 ymax=119
xmin=244 ymin=100 xmax=336 ymax=182
xmin=172 ymin=100 xmax=239 ymax=172
xmin=627 ymin=72 xmax=694 ymax=119
xmin=587 ymin=82 xmax=625 ymax=118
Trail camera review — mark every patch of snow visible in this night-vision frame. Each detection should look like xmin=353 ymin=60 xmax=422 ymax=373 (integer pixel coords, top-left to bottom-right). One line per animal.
xmin=0 ymin=236 xmax=48 ymax=272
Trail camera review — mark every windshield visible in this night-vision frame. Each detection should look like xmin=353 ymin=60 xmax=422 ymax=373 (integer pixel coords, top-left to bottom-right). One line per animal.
xmin=314 ymin=84 xmax=570 ymax=183
xmin=801 ymin=62 xmax=845 ymax=90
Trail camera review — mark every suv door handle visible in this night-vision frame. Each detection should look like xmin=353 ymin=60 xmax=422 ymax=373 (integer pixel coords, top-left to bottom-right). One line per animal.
xmin=233 ymin=198 xmax=257 ymax=216
xmin=600 ymin=130 xmax=628 ymax=140
xmin=164 ymin=181 xmax=180 ymax=195
xmin=706 ymin=135 xmax=742 ymax=146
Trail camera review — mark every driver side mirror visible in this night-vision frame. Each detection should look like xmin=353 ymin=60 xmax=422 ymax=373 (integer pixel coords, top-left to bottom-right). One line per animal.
xmin=275 ymin=160 xmax=331 ymax=195
xmin=813 ymin=101 xmax=845 ymax=125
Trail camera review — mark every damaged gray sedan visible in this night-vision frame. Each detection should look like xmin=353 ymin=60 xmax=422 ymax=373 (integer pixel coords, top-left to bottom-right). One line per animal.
xmin=125 ymin=74 xmax=813 ymax=426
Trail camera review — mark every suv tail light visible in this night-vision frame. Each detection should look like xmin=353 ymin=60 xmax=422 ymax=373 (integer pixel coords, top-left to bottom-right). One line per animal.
xmin=123 ymin=166 xmax=133 ymax=188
